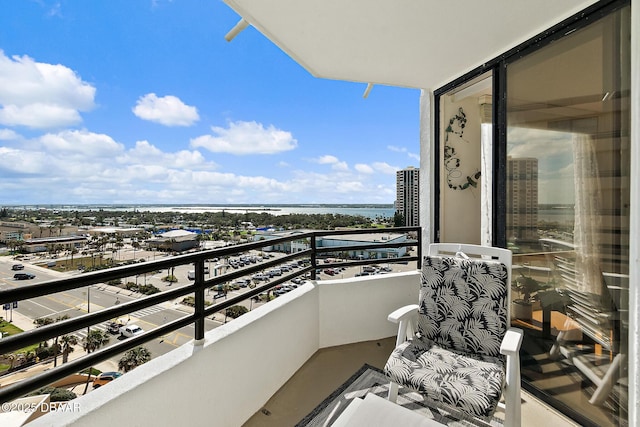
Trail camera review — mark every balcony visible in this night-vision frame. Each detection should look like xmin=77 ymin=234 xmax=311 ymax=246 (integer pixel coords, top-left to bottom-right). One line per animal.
xmin=0 ymin=228 xmax=576 ymax=426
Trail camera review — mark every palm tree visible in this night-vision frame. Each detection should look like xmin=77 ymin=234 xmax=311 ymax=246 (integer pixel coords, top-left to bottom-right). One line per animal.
xmin=2 ymin=353 xmax=16 ymax=371
xmin=131 ymin=240 xmax=140 ymax=261
xmin=117 ymin=346 xmax=152 ymax=373
xmin=82 ymin=329 xmax=110 ymax=394
xmin=59 ymin=334 xmax=79 ymax=364
xmin=51 ymin=315 xmax=71 ymax=367
xmin=69 ymin=247 xmax=78 ymax=267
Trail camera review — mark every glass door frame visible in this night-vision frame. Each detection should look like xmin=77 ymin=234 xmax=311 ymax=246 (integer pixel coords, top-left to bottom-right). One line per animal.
xmin=432 ymin=1 xmax=630 ymax=425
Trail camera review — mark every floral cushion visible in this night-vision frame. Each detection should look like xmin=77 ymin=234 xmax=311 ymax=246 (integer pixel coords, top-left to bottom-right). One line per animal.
xmin=418 ymin=255 xmax=509 ymax=358
xmin=384 ymin=254 xmax=510 ymax=418
xmin=384 ymin=337 xmax=506 ymax=417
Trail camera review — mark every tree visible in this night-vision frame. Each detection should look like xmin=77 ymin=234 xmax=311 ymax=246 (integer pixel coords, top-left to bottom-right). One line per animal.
xmin=69 ymin=247 xmax=78 ymax=267
xmin=51 ymin=314 xmax=71 ymax=367
xmin=82 ymin=329 xmax=110 ymax=394
xmin=59 ymin=334 xmax=79 ymax=364
xmin=118 ymin=346 xmax=152 ymax=373
xmin=225 ymin=305 xmax=248 ymax=319
xmin=132 ymin=240 xmax=141 ymax=261
xmin=393 ymin=211 xmax=405 ymax=227
xmin=83 ymin=329 xmax=110 ymax=354
xmin=29 ymin=386 xmax=77 ymax=402
xmin=2 ymin=353 xmax=16 ymax=370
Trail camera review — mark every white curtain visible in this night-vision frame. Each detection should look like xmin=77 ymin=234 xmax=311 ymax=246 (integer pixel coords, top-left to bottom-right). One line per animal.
xmin=480 ymin=123 xmax=493 ymax=247
xmin=572 ymin=133 xmax=603 ymax=296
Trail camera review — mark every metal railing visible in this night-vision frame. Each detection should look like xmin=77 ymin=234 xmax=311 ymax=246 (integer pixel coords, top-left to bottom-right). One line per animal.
xmin=0 ymin=227 xmax=420 ymax=403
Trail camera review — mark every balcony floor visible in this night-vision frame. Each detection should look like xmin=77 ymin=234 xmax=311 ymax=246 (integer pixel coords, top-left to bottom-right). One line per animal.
xmin=243 ymin=337 xmax=580 ymax=427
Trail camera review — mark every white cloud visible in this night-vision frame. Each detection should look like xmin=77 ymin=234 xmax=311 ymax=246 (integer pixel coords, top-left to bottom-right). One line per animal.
xmin=332 ymin=161 xmax=348 ymax=171
xmin=388 ymin=144 xmax=419 ymax=162
xmin=311 ymin=154 xmax=349 ymax=171
xmin=39 ymin=129 xmax=123 ymax=157
xmin=387 ymin=145 xmax=406 ymax=153
xmin=0 ymin=146 xmax=48 ymax=174
xmin=132 ymin=93 xmax=199 ymax=126
xmin=0 ymin=50 xmax=95 ymax=129
xmin=0 ymin=128 xmax=396 ymax=205
xmin=317 ymin=155 xmax=338 ymax=164
xmin=119 ymin=140 xmax=213 ymax=169
xmin=355 ymin=164 xmax=374 ymax=174
xmin=371 ymin=162 xmax=397 ymax=175
xmin=191 ymin=120 xmax=297 ymax=155
xmin=354 ymin=162 xmax=397 ymax=175
xmin=0 ymin=128 xmax=20 ymax=140
xmin=0 ymin=103 xmax=83 ymax=129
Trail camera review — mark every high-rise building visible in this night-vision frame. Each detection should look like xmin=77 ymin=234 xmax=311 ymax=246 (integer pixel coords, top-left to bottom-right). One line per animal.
xmin=507 ymin=157 xmax=538 ymax=243
xmin=395 ymin=167 xmax=420 ymax=226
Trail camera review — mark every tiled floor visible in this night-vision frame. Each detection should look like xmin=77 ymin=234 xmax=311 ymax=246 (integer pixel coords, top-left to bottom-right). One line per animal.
xmin=242 ymin=337 xmax=580 ymax=426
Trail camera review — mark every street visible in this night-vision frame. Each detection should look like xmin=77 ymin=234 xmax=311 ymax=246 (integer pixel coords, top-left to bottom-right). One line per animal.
xmin=0 ymin=257 xmax=220 ymax=366
xmin=1 ymin=249 xmax=416 ymax=378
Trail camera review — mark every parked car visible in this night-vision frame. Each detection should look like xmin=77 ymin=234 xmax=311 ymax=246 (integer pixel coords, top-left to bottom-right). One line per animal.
xmin=107 ymin=321 xmax=125 ymax=334
xmin=14 ymin=273 xmax=35 ymax=280
xmin=93 ymin=371 xmax=122 ymax=388
xmin=11 ymin=264 xmax=24 ymax=270
xmin=235 ymin=279 xmax=250 ymax=288
xmin=120 ymin=325 xmax=144 ymax=338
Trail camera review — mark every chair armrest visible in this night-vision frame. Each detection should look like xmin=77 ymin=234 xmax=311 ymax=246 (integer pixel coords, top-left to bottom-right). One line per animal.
xmin=388 ymin=305 xmax=419 ymax=346
xmin=388 ymin=304 xmax=419 ymax=323
xmin=500 ymin=327 xmax=524 ymax=356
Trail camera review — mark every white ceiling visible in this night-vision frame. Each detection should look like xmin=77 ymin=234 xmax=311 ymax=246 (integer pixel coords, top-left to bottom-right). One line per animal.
xmin=223 ymin=0 xmax=600 ymax=91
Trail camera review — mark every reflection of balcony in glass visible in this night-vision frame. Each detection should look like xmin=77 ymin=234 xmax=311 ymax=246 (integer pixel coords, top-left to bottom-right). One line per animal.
xmin=507 ymin=157 xmax=538 ymax=242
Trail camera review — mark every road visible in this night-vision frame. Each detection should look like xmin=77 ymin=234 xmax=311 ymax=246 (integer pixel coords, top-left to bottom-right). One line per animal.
xmin=1 ymin=251 xmax=416 ymax=364
xmin=0 ymin=258 xmax=220 ymax=363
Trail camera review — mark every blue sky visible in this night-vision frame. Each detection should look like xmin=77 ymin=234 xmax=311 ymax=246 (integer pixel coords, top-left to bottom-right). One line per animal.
xmin=0 ymin=0 xmax=420 ymax=206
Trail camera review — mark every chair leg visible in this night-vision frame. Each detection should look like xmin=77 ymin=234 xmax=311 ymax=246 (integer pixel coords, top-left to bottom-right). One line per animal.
xmin=504 ymin=352 xmax=522 ymax=427
xmin=387 ymin=381 xmax=399 ymax=402
xmin=589 ymin=353 xmax=625 ymax=405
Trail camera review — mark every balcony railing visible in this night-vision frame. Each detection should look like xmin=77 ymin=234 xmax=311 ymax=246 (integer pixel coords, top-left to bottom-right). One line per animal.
xmin=0 ymin=227 xmax=420 ymax=404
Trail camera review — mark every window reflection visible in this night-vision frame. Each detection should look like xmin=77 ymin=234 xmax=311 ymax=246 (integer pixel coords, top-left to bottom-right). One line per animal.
xmin=506 ymin=7 xmax=629 ymax=426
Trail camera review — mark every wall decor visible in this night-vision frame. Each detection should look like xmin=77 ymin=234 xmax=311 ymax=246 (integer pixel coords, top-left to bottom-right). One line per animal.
xmin=443 ymin=107 xmax=481 ymax=190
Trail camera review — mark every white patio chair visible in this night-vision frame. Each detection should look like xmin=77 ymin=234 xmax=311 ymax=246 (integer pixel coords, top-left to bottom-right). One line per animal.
xmin=384 ymin=243 xmax=523 ymax=427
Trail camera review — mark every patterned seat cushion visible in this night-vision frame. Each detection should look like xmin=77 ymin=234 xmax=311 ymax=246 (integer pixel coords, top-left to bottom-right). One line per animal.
xmin=384 ymin=336 xmax=506 ymax=417
xmin=384 ymin=254 xmax=510 ymax=418
xmin=418 ymin=255 xmax=509 ymax=358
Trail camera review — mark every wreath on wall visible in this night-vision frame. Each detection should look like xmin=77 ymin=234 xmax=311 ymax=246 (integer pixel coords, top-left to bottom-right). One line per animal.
xmin=443 ymin=107 xmax=481 ymax=190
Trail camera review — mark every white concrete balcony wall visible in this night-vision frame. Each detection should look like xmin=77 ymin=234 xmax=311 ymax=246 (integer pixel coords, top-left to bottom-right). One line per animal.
xmin=29 ymin=272 xmax=420 ymax=427
xmin=318 ymin=271 xmax=420 ymax=348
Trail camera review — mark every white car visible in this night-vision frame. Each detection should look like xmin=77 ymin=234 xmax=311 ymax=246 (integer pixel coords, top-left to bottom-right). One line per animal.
xmin=120 ymin=325 xmax=144 ymax=338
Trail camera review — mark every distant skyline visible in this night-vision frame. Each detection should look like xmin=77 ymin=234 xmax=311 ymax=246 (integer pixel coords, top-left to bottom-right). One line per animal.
xmin=0 ymin=1 xmax=420 ymax=206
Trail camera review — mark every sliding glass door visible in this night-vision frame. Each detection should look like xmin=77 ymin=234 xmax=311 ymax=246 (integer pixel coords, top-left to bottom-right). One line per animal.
xmin=435 ymin=2 xmax=630 ymax=425
xmin=505 ymin=6 xmax=630 ymax=426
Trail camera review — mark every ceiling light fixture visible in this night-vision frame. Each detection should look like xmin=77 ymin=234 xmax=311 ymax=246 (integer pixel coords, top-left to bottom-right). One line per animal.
xmin=225 ymin=18 xmax=249 ymax=42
